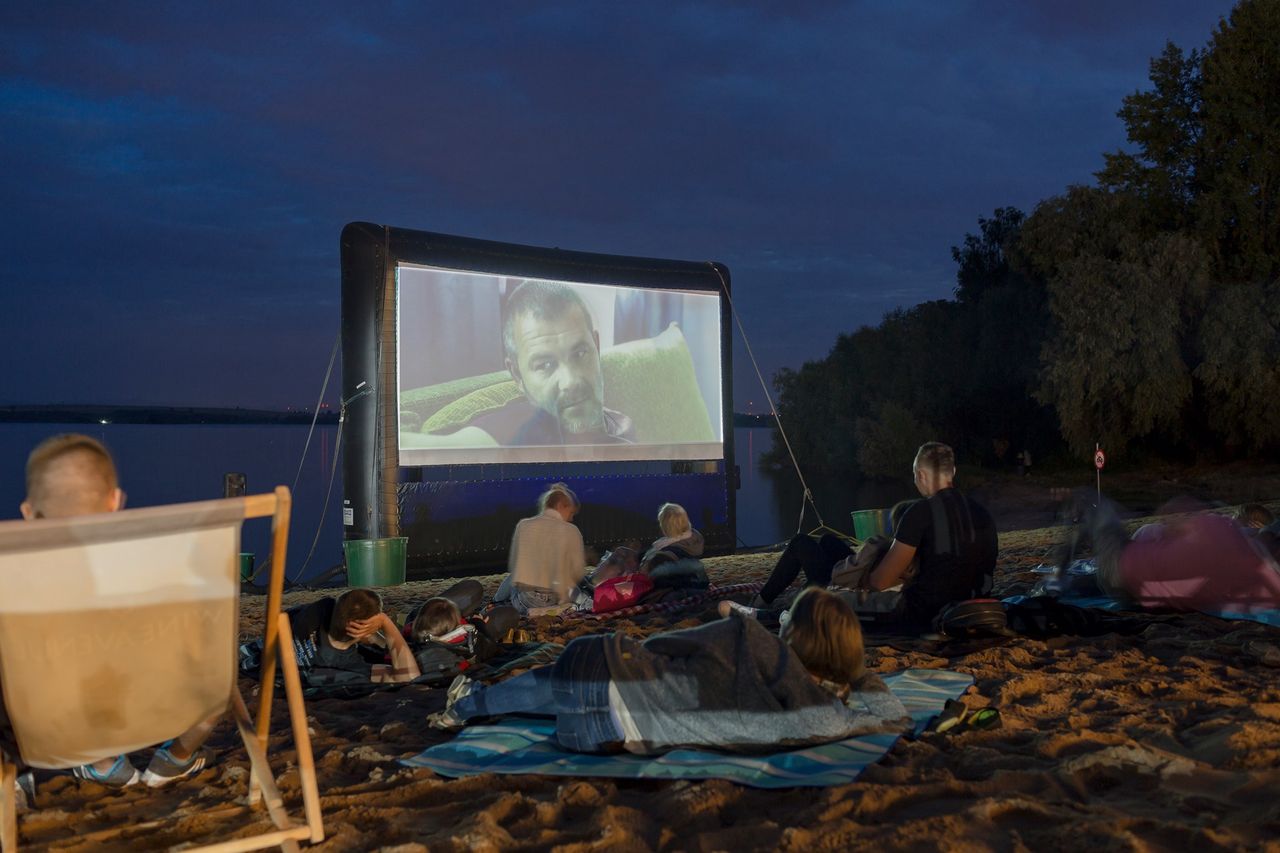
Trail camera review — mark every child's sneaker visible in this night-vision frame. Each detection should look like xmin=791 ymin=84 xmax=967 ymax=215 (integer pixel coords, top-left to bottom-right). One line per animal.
xmin=72 ymin=755 xmax=141 ymax=787
xmin=140 ymin=743 xmax=211 ymax=787
xmin=12 ymin=771 xmax=35 ymax=811
xmin=428 ymin=674 xmax=477 ymax=731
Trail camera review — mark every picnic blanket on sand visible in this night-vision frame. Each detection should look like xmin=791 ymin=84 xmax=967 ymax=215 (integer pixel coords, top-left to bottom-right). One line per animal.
xmin=571 ymin=581 xmax=764 ymax=621
xmin=402 ymin=668 xmax=973 ymax=788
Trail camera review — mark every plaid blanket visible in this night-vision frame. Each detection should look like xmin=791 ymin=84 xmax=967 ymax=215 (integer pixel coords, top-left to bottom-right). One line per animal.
xmin=572 ymin=581 xmax=764 ymax=621
xmin=402 ymin=668 xmax=973 ymax=789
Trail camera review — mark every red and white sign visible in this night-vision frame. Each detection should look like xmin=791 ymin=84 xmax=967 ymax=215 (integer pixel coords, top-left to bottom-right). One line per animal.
xmin=1094 ymin=449 xmax=1106 ymax=470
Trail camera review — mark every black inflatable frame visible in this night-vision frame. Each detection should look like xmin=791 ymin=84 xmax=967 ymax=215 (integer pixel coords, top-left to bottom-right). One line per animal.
xmin=340 ymin=222 xmax=737 ymax=578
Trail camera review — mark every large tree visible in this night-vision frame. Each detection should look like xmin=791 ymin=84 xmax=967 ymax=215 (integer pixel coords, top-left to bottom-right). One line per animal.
xmin=1098 ymin=0 xmax=1280 ymax=282
xmin=1021 ymin=187 xmax=1212 ymax=456
xmin=1195 ymin=279 xmax=1280 ymax=452
xmin=1197 ymin=0 xmax=1280 ymax=282
xmin=1096 ymin=42 xmax=1203 ymax=231
xmin=951 ymin=207 xmax=1027 ymax=303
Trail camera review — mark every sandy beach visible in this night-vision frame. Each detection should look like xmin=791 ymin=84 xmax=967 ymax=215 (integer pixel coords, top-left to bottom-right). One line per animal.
xmin=13 ymin=505 xmax=1280 ymax=852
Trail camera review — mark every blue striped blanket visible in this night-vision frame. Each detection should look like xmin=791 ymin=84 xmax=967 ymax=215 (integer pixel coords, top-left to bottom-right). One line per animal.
xmin=402 ymin=668 xmax=973 ymax=789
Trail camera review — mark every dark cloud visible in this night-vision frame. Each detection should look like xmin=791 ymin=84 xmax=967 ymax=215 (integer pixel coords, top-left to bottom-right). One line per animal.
xmin=0 ymin=0 xmax=1236 ymax=408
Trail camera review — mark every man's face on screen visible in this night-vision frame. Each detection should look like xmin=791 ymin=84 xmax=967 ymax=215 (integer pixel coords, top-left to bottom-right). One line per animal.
xmin=508 ymin=305 xmax=606 ymax=437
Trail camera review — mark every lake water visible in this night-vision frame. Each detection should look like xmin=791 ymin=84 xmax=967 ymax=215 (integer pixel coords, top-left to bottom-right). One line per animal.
xmin=1 ymin=423 xmax=914 ymax=581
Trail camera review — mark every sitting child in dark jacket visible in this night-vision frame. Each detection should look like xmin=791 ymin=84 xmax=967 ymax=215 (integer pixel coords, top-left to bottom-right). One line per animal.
xmin=640 ymin=502 xmax=705 ymax=570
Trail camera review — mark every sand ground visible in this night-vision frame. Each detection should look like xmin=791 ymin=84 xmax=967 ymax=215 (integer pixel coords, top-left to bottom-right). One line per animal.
xmin=12 ymin=504 xmax=1280 ymax=851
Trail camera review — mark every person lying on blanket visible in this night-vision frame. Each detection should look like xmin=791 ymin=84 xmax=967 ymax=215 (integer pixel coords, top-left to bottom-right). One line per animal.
xmin=286 ymin=589 xmax=422 ymax=684
xmin=403 ymin=579 xmax=520 ymax=676
xmin=427 ymin=587 xmax=909 ymax=754
xmin=1081 ymin=494 xmax=1280 ymax=614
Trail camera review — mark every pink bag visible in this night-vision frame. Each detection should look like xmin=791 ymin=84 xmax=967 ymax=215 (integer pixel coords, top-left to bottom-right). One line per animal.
xmin=592 ymin=573 xmax=655 ymax=613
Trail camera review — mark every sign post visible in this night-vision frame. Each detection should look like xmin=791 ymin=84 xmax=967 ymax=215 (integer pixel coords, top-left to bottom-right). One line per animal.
xmin=1093 ymin=444 xmax=1106 ymax=506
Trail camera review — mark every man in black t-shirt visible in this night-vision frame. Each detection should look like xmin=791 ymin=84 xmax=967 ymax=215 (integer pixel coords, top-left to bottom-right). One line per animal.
xmin=755 ymin=443 xmax=996 ymax=632
xmin=859 ymin=442 xmax=998 ymax=629
xmin=287 ymin=589 xmax=422 ymax=685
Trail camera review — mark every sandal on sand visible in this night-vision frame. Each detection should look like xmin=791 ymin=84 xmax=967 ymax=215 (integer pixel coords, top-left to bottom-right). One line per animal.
xmin=966 ymin=707 xmax=1002 ymax=730
xmin=928 ymin=699 xmax=966 ymax=734
xmin=502 ymin=628 xmax=533 ymax=644
xmin=928 ymin=700 xmax=1002 ymax=734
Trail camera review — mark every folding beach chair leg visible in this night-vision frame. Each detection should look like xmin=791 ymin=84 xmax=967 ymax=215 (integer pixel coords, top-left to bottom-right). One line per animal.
xmin=231 ymin=689 xmax=299 ymax=838
xmin=1 ymin=756 xmax=16 ymax=853
xmin=254 ymin=487 xmax=292 ymax=762
xmin=275 ymin=613 xmax=323 ymax=842
xmin=250 ymin=487 xmax=292 ymax=808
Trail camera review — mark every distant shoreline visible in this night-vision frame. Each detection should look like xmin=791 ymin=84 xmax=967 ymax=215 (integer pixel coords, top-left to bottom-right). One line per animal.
xmin=0 ymin=404 xmax=340 ymax=426
xmin=1 ymin=405 xmax=776 ymax=429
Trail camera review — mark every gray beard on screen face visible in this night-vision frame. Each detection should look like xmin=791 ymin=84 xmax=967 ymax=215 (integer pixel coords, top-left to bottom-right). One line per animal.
xmin=558 ymin=403 xmax=605 ymax=436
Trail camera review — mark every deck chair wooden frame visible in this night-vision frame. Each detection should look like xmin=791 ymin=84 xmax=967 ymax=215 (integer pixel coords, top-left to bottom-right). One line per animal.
xmin=0 ymin=487 xmax=322 ymax=851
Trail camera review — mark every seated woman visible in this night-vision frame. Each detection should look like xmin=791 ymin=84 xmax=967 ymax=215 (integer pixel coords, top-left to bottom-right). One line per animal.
xmin=428 ymin=588 xmax=909 ymax=754
xmin=493 ymin=483 xmax=588 ymax=613
xmin=640 ymin=502 xmax=705 ymax=569
xmin=588 ymin=503 xmax=705 ymax=588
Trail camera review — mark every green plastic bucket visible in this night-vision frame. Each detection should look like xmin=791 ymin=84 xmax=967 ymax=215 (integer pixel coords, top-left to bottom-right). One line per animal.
xmin=239 ymin=553 xmax=255 ymax=582
xmin=851 ymin=508 xmax=891 ymax=541
xmin=343 ymin=537 xmax=408 ymax=587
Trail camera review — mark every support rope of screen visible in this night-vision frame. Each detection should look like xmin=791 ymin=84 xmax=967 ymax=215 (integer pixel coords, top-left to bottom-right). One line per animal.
xmin=707 ymin=263 xmax=828 ymax=537
xmin=289 ymin=410 xmax=345 ymax=584
xmin=246 ymin=329 xmax=341 ymax=586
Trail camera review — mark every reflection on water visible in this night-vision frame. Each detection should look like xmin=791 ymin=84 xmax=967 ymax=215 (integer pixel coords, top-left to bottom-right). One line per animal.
xmin=734 ymin=426 xmax=916 ymax=547
xmin=0 ymin=423 xmax=914 ymax=576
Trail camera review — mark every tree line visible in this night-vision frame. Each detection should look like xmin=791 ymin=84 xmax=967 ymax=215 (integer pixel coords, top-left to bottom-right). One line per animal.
xmin=767 ymin=0 xmax=1279 ymax=478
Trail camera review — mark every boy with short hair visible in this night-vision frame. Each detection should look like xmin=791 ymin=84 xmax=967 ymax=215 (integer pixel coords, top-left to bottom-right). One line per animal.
xmin=13 ymin=434 xmax=217 ymax=788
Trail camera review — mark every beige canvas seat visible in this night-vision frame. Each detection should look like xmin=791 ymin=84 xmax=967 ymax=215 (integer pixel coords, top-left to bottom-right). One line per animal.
xmin=0 ymin=487 xmax=322 ymax=851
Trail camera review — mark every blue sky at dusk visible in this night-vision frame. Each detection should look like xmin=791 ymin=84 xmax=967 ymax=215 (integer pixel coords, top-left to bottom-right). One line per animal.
xmin=0 ymin=1 xmax=1233 ymax=411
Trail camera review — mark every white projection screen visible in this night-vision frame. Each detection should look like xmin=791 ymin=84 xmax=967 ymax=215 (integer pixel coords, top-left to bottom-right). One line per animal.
xmin=396 ymin=264 xmax=724 ymax=466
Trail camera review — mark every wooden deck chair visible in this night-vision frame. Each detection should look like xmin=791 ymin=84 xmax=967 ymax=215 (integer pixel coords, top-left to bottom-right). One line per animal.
xmin=0 ymin=487 xmax=323 ymax=851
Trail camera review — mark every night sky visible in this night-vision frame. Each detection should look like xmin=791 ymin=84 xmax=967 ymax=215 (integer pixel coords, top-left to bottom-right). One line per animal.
xmin=1 ymin=2 xmax=1234 ymax=412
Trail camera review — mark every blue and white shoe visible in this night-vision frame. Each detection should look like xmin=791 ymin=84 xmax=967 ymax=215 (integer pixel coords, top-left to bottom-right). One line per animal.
xmin=141 ymin=742 xmax=211 ymax=787
xmin=72 ymin=755 xmax=141 ymax=787
xmin=427 ymin=674 xmax=476 ymax=731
